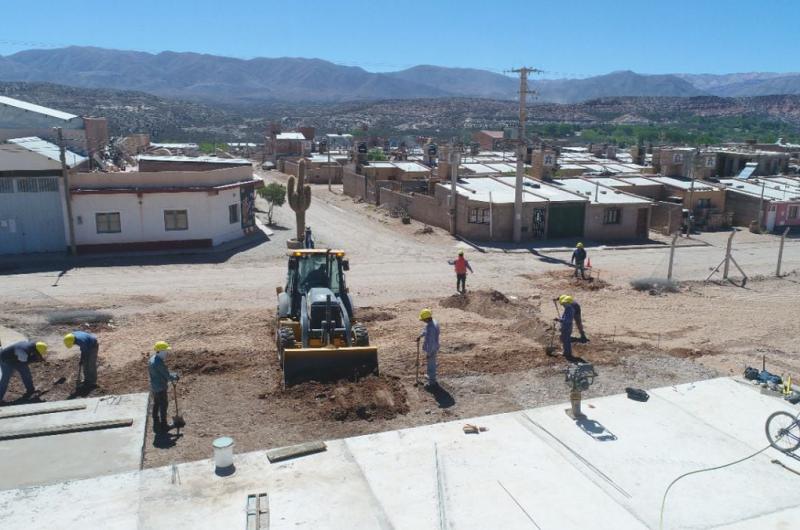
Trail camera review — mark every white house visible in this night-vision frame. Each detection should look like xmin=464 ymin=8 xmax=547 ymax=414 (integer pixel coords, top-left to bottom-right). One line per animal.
xmin=69 ymin=166 xmax=262 ymax=253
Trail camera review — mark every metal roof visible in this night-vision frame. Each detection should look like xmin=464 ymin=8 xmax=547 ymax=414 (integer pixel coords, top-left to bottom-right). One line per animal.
xmin=137 ymin=155 xmax=252 ymax=165
xmin=0 ymin=143 xmax=62 ymax=172
xmin=647 ymin=176 xmax=718 ymax=191
xmin=150 ymin=143 xmax=199 ymax=149
xmin=0 ymin=96 xmax=79 ymax=121
xmin=552 ymin=178 xmax=651 ymax=205
xmin=276 ymin=132 xmax=306 ymax=140
xmin=8 ymin=137 xmax=86 ymax=168
xmin=720 ymin=179 xmax=800 ymax=201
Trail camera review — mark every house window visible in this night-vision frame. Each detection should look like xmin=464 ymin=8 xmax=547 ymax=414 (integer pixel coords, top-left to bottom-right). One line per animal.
xmin=705 ymin=157 xmax=715 ymax=168
xmin=229 ymin=204 xmax=240 ymax=224
xmin=603 ymin=207 xmax=621 ymax=225
xmin=672 ymin=153 xmax=683 ymax=163
xmin=790 ymin=206 xmax=799 ymax=219
xmin=95 ymin=212 xmax=121 ymax=234
xmin=468 ymin=207 xmax=489 ymax=225
xmin=164 ymin=210 xmax=189 ymax=231
xmin=697 ymin=198 xmax=711 ymax=208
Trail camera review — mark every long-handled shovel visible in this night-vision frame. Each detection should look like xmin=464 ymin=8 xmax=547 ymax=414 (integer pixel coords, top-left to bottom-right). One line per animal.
xmin=171 ymin=381 xmax=186 ymax=433
xmin=414 ymin=340 xmax=421 ymax=387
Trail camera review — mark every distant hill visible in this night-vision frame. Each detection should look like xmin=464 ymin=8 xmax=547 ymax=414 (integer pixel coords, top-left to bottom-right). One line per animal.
xmin=1 ymin=46 xmax=800 ymax=105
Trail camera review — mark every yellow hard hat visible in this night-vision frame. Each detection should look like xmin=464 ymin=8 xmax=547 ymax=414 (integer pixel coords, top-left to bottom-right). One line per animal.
xmin=154 ymin=341 xmax=171 ymax=352
xmin=559 ymin=295 xmax=574 ymax=306
xmin=35 ymin=342 xmax=48 ymax=356
xmin=419 ymin=308 xmax=432 ymax=321
xmin=63 ymin=333 xmax=75 ymax=348
xmin=458 ymin=250 xmax=464 ymax=256
xmin=576 ymin=242 xmax=584 ymax=248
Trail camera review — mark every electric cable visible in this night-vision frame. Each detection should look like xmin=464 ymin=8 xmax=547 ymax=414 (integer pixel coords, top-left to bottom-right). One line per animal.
xmin=658 ymin=443 xmax=773 ymax=530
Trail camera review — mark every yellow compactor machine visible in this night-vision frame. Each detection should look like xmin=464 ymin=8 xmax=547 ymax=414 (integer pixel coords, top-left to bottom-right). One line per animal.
xmin=275 ymin=249 xmax=378 ymax=386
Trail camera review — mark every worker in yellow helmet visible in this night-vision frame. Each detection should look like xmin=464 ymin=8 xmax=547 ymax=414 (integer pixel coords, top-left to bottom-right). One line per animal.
xmin=416 ymin=308 xmax=440 ymax=389
xmin=554 ymin=295 xmax=587 ymax=361
xmin=64 ymin=331 xmax=99 ymax=390
xmin=571 ymin=242 xmax=588 ymax=280
xmin=0 ymin=340 xmax=47 ymax=404
xmin=148 ymin=341 xmax=179 ymax=434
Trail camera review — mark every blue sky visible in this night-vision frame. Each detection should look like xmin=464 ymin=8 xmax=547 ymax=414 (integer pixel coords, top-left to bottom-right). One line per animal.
xmin=1 ymin=0 xmax=797 ymax=76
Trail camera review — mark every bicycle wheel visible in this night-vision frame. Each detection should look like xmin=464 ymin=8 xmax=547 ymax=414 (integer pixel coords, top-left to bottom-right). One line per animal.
xmin=765 ymin=411 xmax=800 ymax=453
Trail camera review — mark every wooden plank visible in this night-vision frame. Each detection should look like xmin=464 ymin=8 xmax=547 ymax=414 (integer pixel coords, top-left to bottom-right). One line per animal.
xmin=266 ymin=441 xmax=326 ymax=463
xmin=0 ymin=418 xmax=133 ymax=441
xmin=0 ymin=404 xmax=87 ymax=420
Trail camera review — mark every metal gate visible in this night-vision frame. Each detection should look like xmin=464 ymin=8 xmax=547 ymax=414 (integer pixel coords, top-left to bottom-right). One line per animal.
xmin=547 ymin=203 xmax=585 ymax=239
xmin=0 ymin=176 xmax=66 ymax=255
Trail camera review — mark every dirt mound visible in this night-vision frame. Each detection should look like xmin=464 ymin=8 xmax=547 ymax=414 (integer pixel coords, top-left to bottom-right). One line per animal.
xmin=357 ymin=307 xmax=397 ymax=323
xmin=541 ymin=271 xmax=610 ymax=291
xmin=439 ymin=289 xmax=525 ymax=319
xmin=509 ymin=315 xmax=555 ymax=345
xmin=286 ymin=375 xmax=409 ymax=421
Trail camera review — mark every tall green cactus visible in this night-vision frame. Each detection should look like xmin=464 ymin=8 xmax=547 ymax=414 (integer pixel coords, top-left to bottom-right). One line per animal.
xmin=287 ymin=159 xmax=312 ymax=242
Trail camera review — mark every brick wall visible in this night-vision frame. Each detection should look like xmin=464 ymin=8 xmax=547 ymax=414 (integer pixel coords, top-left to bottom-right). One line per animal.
xmin=650 ymin=202 xmax=683 ymax=235
xmin=343 ymin=169 xmax=366 ymax=199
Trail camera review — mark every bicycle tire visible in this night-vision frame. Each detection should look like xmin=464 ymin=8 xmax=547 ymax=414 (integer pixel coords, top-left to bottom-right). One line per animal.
xmin=765 ymin=411 xmax=800 ymax=453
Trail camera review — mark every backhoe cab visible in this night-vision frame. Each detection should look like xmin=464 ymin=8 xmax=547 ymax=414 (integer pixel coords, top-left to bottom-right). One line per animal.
xmin=276 ymin=249 xmax=378 ymax=386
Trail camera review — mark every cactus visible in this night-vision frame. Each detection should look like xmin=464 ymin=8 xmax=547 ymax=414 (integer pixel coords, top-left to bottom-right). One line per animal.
xmin=287 ymin=159 xmax=312 ymax=242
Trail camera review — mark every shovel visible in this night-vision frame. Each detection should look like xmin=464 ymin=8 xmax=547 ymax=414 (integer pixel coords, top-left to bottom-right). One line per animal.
xmin=545 ymin=322 xmax=559 ymax=356
xmin=171 ymin=382 xmax=186 ymax=432
xmin=414 ymin=340 xmax=421 ymax=387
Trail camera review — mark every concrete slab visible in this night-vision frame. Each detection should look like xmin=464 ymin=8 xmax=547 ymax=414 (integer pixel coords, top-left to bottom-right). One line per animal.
xmin=0 ymin=379 xmax=798 ymax=529
xmin=0 ymin=325 xmax=26 ymax=346
xmin=0 ymin=393 xmax=148 ymax=490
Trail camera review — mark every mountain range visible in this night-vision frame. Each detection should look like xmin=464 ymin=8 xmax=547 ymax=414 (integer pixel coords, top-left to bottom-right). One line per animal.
xmin=1 ymin=46 xmax=799 ymax=104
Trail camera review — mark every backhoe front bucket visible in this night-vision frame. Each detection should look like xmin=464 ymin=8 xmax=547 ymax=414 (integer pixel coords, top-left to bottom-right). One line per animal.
xmin=282 ymin=346 xmax=379 ymax=387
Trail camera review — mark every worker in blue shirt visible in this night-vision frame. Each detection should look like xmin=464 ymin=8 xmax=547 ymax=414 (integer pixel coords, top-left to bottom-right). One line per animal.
xmin=571 ymin=242 xmax=588 ymax=280
xmin=416 ymin=308 xmax=440 ymax=388
xmin=0 ymin=340 xmax=47 ymax=404
xmin=64 ymin=331 xmax=99 ymax=388
xmin=555 ymin=295 xmax=587 ymax=360
xmin=149 ymin=341 xmax=179 ymax=433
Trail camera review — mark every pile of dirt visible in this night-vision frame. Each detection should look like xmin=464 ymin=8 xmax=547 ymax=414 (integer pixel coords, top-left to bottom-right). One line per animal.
xmin=541 ymin=271 xmax=611 ymax=291
xmin=440 ymin=289 xmax=529 ymax=319
xmin=285 ymin=375 xmax=409 ymax=421
xmin=357 ymin=307 xmax=397 ymax=323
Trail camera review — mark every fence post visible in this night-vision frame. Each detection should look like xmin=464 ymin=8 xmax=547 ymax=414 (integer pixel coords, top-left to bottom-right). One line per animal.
xmin=777 ymin=226 xmax=790 ymax=277
xmin=667 ymin=232 xmax=679 ymax=280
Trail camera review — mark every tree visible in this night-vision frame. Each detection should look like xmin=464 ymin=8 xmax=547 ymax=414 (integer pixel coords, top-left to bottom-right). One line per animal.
xmin=257 ymin=182 xmax=286 ymax=225
xmin=367 ymin=148 xmax=387 ymax=161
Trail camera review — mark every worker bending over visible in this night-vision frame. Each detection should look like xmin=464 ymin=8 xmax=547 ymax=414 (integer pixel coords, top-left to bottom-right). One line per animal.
xmin=0 ymin=340 xmax=47 ymax=404
xmin=555 ymin=295 xmax=588 ymax=360
xmin=448 ymin=250 xmax=474 ymax=294
xmin=571 ymin=242 xmax=588 ymax=280
xmin=148 ymin=341 xmax=179 ymax=433
xmin=416 ymin=308 xmax=440 ymax=388
xmin=64 ymin=331 xmax=99 ymax=389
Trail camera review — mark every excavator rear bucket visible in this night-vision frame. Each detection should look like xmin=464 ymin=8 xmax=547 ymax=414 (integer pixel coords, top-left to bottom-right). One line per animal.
xmin=282 ymin=346 xmax=379 ymax=387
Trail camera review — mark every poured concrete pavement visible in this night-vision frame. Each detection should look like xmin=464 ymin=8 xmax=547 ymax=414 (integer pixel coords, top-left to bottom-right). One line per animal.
xmin=0 ymin=393 xmax=148 ymax=490
xmin=0 ymin=379 xmax=798 ymax=529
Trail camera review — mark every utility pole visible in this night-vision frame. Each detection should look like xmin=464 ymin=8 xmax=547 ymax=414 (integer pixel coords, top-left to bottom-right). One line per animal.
xmin=327 ymin=135 xmax=332 ymax=192
xmin=507 ymin=66 xmax=541 ymax=242
xmin=449 ymin=143 xmax=460 ymax=236
xmin=56 ymin=127 xmax=77 ymax=255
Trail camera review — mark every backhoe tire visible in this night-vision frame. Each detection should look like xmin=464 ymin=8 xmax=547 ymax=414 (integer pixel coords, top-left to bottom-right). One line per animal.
xmin=353 ymin=323 xmax=370 ymax=347
xmin=277 ymin=327 xmax=295 ymax=364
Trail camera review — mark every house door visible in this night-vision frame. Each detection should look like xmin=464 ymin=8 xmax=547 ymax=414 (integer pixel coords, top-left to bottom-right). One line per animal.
xmin=636 ymin=208 xmax=649 ymax=239
xmin=766 ymin=205 xmax=777 ymax=232
xmin=532 ymin=208 xmax=546 ymax=238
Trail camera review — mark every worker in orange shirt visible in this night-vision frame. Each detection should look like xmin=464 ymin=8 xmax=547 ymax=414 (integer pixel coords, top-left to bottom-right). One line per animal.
xmin=448 ymin=250 xmax=474 ymax=294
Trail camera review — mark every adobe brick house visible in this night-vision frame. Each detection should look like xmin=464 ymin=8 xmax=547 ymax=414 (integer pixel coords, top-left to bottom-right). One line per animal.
xmin=472 ymin=130 xmax=505 ymax=151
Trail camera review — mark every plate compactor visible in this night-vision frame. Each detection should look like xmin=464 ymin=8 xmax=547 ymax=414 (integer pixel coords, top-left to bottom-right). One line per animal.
xmin=275 ymin=249 xmax=378 ymax=386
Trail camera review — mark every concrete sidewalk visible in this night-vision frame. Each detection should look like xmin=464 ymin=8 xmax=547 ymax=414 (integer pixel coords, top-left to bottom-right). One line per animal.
xmin=1 ymin=378 xmax=797 ymax=529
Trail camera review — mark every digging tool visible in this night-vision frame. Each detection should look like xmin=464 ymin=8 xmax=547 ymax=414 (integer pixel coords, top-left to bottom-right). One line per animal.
xmin=414 ymin=340 xmax=421 ymax=386
xmin=545 ymin=323 xmax=559 ymax=356
xmin=74 ymin=358 xmax=83 ymax=393
xmin=171 ymin=382 xmax=186 ymax=432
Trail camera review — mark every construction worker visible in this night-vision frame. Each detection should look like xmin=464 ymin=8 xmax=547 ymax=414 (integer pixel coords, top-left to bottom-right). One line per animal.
xmin=416 ymin=308 xmax=440 ymax=388
xmin=64 ymin=331 xmax=99 ymax=388
xmin=148 ymin=341 xmax=179 ymax=433
xmin=449 ymin=250 xmax=474 ymax=294
xmin=554 ymin=295 xmax=587 ymax=360
xmin=304 ymin=226 xmax=315 ymax=249
xmin=571 ymin=242 xmax=588 ymax=280
xmin=0 ymin=341 xmax=47 ymax=404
